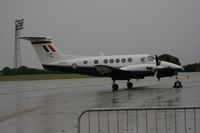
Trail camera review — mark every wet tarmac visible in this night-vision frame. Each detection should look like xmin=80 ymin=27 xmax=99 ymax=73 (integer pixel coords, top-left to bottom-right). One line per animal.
xmin=0 ymin=72 xmax=200 ymax=133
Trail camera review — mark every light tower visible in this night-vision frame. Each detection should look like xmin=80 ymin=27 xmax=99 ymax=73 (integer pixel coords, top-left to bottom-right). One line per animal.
xmin=14 ymin=19 xmax=24 ymax=68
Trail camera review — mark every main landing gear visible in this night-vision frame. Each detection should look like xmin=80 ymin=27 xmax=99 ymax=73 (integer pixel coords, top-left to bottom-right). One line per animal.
xmin=112 ymin=80 xmax=119 ymax=91
xmin=112 ymin=80 xmax=133 ymax=91
xmin=127 ymin=80 xmax=133 ymax=89
xmin=173 ymin=73 xmax=183 ymax=88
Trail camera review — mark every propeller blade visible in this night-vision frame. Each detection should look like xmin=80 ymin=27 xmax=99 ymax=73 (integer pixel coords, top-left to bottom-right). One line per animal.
xmin=155 ymin=55 xmax=159 ymax=66
xmin=155 ymin=55 xmax=161 ymax=80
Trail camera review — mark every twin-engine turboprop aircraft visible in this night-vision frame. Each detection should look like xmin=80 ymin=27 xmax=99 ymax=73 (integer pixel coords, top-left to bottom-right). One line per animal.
xmin=20 ymin=37 xmax=183 ymax=91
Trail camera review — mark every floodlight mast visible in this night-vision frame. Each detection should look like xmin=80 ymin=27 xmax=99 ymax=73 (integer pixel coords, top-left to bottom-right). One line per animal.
xmin=14 ymin=19 xmax=24 ymax=68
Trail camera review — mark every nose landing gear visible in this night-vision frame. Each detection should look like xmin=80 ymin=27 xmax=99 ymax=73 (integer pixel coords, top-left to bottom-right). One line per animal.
xmin=173 ymin=81 xmax=182 ymax=88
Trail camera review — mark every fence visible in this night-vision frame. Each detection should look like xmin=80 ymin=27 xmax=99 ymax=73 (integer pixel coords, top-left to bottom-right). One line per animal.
xmin=77 ymin=107 xmax=200 ymax=133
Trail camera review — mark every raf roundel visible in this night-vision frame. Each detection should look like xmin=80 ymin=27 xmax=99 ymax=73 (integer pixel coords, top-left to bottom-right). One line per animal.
xmin=72 ymin=63 xmax=78 ymax=69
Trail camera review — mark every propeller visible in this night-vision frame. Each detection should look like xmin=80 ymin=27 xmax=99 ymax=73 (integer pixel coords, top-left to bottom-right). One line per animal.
xmin=155 ymin=55 xmax=160 ymax=66
xmin=155 ymin=55 xmax=161 ymax=80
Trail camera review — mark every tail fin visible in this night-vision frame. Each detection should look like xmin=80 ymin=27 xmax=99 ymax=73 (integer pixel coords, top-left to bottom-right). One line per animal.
xmin=20 ymin=37 xmax=64 ymax=64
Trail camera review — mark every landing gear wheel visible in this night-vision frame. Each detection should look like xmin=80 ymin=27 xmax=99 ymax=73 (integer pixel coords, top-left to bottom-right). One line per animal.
xmin=112 ymin=84 xmax=119 ymax=91
xmin=127 ymin=82 xmax=133 ymax=89
xmin=173 ymin=81 xmax=183 ymax=88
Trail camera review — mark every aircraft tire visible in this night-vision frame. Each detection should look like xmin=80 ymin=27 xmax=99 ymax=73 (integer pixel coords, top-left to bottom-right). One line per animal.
xmin=127 ymin=82 xmax=133 ymax=89
xmin=112 ymin=84 xmax=119 ymax=91
xmin=173 ymin=81 xmax=183 ymax=88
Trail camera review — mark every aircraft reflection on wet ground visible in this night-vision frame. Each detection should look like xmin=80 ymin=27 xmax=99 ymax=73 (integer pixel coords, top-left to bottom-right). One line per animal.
xmin=0 ymin=72 xmax=199 ymax=133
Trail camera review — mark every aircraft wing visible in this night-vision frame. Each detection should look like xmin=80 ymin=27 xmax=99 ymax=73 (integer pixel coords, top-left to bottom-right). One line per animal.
xmin=95 ymin=65 xmax=130 ymax=76
xmin=95 ymin=64 xmax=156 ymax=79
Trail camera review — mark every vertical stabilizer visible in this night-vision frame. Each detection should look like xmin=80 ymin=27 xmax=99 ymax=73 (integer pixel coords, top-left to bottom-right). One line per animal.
xmin=20 ymin=37 xmax=64 ymax=64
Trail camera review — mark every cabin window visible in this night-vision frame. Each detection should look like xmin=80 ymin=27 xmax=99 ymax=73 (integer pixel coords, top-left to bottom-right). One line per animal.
xmin=110 ymin=59 xmax=114 ymax=63
xmin=104 ymin=59 xmax=108 ymax=64
xmin=83 ymin=61 xmax=88 ymax=64
xmin=94 ymin=60 xmax=99 ymax=64
xmin=128 ymin=57 xmax=132 ymax=62
xmin=115 ymin=59 xmax=120 ymax=63
xmin=121 ymin=58 xmax=126 ymax=63
xmin=141 ymin=57 xmax=146 ymax=63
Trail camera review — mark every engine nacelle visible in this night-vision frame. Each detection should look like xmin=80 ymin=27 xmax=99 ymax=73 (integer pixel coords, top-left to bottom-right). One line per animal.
xmin=120 ymin=64 xmax=156 ymax=72
xmin=157 ymin=69 xmax=177 ymax=78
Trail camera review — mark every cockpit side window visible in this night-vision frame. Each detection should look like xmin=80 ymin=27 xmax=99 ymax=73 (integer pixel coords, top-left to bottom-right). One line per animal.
xmin=147 ymin=56 xmax=154 ymax=62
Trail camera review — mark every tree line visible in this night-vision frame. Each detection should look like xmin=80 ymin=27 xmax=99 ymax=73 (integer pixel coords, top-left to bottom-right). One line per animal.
xmin=0 ymin=66 xmax=62 ymax=76
xmin=183 ymin=63 xmax=200 ymax=72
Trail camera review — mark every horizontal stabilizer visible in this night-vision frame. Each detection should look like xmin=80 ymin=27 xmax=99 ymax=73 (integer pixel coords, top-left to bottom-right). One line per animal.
xmin=19 ymin=37 xmax=52 ymax=43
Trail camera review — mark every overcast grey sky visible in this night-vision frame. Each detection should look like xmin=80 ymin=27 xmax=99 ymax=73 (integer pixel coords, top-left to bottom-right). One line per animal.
xmin=0 ymin=0 xmax=200 ymax=69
